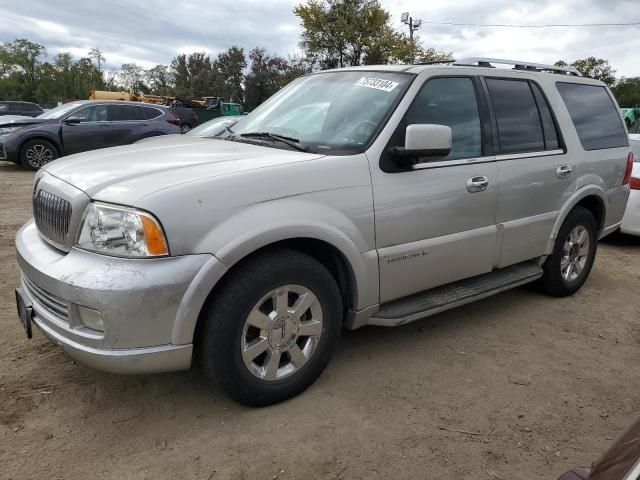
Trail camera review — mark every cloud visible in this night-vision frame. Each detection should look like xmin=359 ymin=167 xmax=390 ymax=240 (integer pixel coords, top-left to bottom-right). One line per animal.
xmin=0 ymin=0 xmax=638 ymax=77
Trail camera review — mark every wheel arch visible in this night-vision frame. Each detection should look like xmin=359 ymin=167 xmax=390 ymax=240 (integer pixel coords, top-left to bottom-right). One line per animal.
xmin=172 ymin=233 xmax=375 ymax=346
xmin=19 ymin=135 xmax=62 ymax=157
xmin=547 ymin=186 xmax=607 ymax=254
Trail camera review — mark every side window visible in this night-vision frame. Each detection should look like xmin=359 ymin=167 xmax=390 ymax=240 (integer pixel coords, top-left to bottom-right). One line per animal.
xmin=405 ymin=77 xmax=482 ymax=160
xmin=556 ymin=83 xmax=628 ymax=151
xmin=531 ymin=83 xmax=559 ymax=150
xmin=71 ymin=105 xmax=108 ymax=122
xmin=141 ymin=107 xmax=161 ymax=120
xmin=486 ymin=78 xmax=544 ymax=154
xmin=109 ymin=105 xmax=143 ymax=121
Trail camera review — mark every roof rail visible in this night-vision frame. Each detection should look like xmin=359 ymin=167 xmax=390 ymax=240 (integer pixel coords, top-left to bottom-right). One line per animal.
xmin=452 ymin=57 xmax=582 ymax=76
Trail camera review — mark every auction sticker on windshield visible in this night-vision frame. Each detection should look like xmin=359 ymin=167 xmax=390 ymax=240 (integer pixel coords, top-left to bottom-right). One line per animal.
xmin=354 ymin=77 xmax=399 ymax=92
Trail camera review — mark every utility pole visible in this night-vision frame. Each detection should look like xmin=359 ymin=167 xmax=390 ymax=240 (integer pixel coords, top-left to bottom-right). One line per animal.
xmin=401 ymin=12 xmax=422 ymax=64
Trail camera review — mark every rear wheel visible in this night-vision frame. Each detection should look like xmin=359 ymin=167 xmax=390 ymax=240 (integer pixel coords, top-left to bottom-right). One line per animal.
xmin=197 ymin=248 xmax=342 ymax=406
xmin=539 ymin=207 xmax=597 ymax=297
xmin=19 ymin=139 xmax=58 ymax=170
xmin=180 ymin=123 xmax=191 ymax=134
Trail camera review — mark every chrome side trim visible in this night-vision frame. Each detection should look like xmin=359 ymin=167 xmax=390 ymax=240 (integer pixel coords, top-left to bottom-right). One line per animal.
xmin=411 ymin=150 xmax=565 ymax=170
xmin=494 ymin=149 xmax=564 ymax=162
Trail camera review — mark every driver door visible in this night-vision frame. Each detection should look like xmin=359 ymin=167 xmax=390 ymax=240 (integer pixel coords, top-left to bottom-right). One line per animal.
xmin=61 ymin=104 xmax=111 ymax=155
xmin=370 ymin=76 xmax=499 ymax=303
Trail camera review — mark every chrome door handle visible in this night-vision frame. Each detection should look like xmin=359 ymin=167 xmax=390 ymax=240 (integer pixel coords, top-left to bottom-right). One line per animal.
xmin=557 ymin=165 xmax=572 ymax=179
xmin=466 ymin=176 xmax=489 ymax=193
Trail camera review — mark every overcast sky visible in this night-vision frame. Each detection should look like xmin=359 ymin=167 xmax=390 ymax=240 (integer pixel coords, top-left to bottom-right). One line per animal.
xmin=1 ymin=0 xmax=638 ymax=77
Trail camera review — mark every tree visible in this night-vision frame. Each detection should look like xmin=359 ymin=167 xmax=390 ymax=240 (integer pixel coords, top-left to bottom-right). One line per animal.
xmin=3 ymin=38 xmax=45 ymax=100
xmin=612 ymin=77 xmax=640 ymax=107
xmin=245 ymin=48 xmax=301 ymax=110
xmin=146 ymin=64 xmax=172 ymax=96
xmin=295 ymin=0 xmax=392 ymax=68
xmin=214 ymin=46 xmax=246 ymax=103
xmin=295 ymin=0 xmax=451 ymax=68
xmin=119 ymin=63 xmax=145 ymax=93
xmin=170 ymin=54 xmax=190 ymax=97
xmin=555 ymin=57 xmax=616 ymax=86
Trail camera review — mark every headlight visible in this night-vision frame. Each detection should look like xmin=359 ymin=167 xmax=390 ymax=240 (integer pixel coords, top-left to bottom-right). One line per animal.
xmin=0 ymin=126 xmax=23 ymax=136
xmin=76 ymin=203 xmax=169 ymax=257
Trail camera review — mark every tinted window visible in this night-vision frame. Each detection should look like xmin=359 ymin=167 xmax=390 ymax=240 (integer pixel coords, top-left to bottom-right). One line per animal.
xmin=631 ymin=139 xmax=640 ymax=159
xmin=486 ymin=78 xmax=544 ymax=154
xmin=405 ymin=77 xmax=482 ymax=160
xmin=531 ymin=83 xmax=559 ymax=150
xmin=141 ymin=107 xmax=162 ymax=120
xmin=72 ymin=104 xmax=108 ymax=122
xmin=557 ymin=83 xmax=628 ymax=151
xmin=109 ymin=104 xmax=143 ymax=121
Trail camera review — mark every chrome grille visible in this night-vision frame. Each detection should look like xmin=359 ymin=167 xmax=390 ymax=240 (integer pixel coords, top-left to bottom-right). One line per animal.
xmin=33 ymin=190 xmax=72 ymax=247
xmin=22 ymin=274 xmax=69 ymax=321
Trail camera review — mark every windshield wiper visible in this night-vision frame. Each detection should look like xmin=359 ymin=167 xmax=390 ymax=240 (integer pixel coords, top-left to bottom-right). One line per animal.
xmin=239 ymin=132 xmax=310 ymax=152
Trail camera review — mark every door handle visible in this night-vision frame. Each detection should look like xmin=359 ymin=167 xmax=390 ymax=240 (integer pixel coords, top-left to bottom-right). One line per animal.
xmin=557 ymin=165 xmax=572 ymax=179
xmin=466 ymin=176 xmax=489 ymax=193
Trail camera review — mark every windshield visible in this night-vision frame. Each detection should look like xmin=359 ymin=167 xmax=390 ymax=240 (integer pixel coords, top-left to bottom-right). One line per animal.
xmin=37 ymin=103 xmax=84 ymax=119
xmin=188 ymin=117 xmax=240 ymax=138
xmin=230 ymin=71 xmax=414 ymax=154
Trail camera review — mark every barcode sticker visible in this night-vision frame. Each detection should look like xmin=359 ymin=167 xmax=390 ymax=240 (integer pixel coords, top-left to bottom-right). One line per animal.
xmin=354 ymin=77 xmax=399 ymax=92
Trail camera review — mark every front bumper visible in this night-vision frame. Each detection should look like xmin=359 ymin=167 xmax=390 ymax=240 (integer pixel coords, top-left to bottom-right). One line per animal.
xmin=621 ymin=190 xmax=640 ymax=236
xmin=16 ymin=219 xmax=223 ymax=374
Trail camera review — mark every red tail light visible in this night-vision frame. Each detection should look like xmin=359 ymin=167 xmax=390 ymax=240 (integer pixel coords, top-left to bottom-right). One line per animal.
xmin=623 ymin=152 xmax=634 ymax=185
xmin=167 ymin=111 xmax=180 ymax=126
xmin=630 ymin=177 xmax=640 ymax=190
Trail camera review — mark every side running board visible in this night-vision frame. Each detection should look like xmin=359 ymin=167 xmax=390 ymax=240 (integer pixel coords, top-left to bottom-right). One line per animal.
xmin=369 ymin=261 xmax=543 ymax=327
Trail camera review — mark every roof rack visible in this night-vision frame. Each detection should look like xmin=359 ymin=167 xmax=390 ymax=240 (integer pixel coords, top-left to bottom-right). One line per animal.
xmin=452 ymin=57 xmax=582 ymax=76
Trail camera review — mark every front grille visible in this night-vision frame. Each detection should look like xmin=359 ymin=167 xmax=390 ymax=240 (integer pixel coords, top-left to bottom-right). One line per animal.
xmin=22 ymin=274 xmax=69 ymax=322
xmin=33 ymin=190 xmax=72 ymax=247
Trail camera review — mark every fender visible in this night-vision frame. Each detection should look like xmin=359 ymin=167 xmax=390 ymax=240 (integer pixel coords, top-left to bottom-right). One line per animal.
xmin=171 ymin=198 xmax=380 ymax=344
xmin=545 ymin=184 xmax=607 ymax=254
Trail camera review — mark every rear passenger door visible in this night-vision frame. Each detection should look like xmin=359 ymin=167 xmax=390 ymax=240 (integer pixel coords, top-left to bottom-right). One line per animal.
xmin=483 ymin=77 xmax=574 ymax=267
xmin=108 ymin=104 xmax=151 ymax=146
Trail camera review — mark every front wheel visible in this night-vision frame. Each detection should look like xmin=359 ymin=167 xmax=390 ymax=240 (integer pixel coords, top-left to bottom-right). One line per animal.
xmin=19 ymin=139 xmax=58 ymax=170
xmin=539 ymin=207 xmax=598 ymax=297
xmin=197 ymin=248 xmax=343 ymax=406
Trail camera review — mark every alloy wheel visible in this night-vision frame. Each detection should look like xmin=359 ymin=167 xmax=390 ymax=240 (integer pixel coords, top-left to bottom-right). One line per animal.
xmin=241 ymin=284 xmax=323 ymax=382
xmin=25 ymin=144 xmax=54 ymax=168
xmin=561 ymin=225 xmax=590 ymax=282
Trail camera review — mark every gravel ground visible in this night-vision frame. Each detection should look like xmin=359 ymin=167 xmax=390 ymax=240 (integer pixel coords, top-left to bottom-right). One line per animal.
xmin=1 ymin=160 xmax=639 ymax=480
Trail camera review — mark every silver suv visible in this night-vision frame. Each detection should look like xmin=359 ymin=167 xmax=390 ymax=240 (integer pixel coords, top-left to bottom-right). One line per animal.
xmin=15 ymin=58 xmax=632 ymax=405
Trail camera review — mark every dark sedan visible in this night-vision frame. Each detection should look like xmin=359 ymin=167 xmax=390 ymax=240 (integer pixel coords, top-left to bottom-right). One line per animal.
xmin=0 ymin=101 xmax=44 ymax=117
xmin=0 ymin=100 xmax=181 ymax=169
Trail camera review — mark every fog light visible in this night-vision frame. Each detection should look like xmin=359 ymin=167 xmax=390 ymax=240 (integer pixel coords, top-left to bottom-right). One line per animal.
xmin=77 ymin=305 xmax=104 ymax=332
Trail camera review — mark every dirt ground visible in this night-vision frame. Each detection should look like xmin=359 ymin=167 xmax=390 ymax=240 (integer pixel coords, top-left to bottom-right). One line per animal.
xmin=1 ymin=160 xmax=639 ymax=480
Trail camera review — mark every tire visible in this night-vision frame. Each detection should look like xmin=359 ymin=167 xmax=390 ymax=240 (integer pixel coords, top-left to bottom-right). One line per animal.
xmin=197 ymin=248 xmax=343 ymax=406
xmin=19 ymin=139 xmax=58 ymax=170
xmin=539 ymin=206 xmax=598 ymax=297
xmin=180 ymin=123 xmax=191 ymax=134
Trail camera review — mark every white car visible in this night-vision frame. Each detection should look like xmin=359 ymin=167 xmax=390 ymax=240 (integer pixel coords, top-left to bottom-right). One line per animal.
xmin=621 ymin=134 xmax=640 ymax=235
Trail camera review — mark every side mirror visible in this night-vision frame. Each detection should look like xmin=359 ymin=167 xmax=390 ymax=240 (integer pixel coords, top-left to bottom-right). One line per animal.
xmin=63 ymin=116 xmax=83 ymax=124
xmin=391 ymin=124 xmax=452 ymax=167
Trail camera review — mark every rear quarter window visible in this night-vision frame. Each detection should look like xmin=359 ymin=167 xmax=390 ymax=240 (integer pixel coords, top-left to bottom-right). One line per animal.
xmin=556 ymin=82 xmax=628 ymax=151
xmin=141 ymin=107 xmax=162 ymax=120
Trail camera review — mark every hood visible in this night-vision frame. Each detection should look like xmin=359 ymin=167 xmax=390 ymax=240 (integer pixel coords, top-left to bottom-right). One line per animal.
xmin=0 ymin=115 xmax=48 ymax=126
xmin=44 ymin=136 xmax=324 ymax=204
